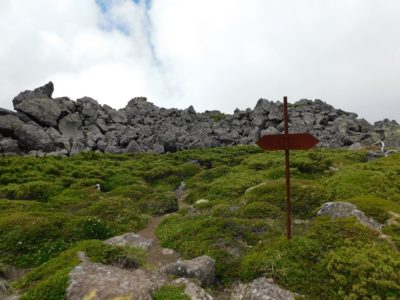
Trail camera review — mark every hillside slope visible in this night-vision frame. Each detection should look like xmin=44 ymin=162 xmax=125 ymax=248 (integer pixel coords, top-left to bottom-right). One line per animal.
xmin=0 ymin=146 xmax=399 ymax=299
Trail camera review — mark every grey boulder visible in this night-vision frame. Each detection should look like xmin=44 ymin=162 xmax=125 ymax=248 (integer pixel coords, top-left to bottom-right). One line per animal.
xmin=230 ymin=278 xmax=295 ymax=300
xmin=67 ymin=261 xmax=165 ymax=300
xmin=161 ymin=256 xmax=216 ymax=287
xmin=104 ymin=233 xmax=154 ymax=250
xmin=14 ymin=97 xmax=62 ymax=127
xmin=317 ymin=201 xmax=382 ymax=230
xmin=58 ymin=113 xmax=83 ymax=139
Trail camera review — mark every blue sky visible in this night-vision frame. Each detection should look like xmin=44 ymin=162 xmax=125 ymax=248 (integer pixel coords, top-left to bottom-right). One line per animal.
xmin=96 ymin=0 xmax=151 ymax=13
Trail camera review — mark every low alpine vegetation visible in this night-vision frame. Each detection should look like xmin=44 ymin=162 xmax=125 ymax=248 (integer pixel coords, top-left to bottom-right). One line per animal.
xmin=0 ymin=146 xmax=399 ymax=299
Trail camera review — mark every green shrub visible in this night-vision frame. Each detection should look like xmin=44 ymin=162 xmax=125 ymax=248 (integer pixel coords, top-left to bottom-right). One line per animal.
xmin=239 ymin=217 xmax=385 ymax=299
xmin=74 ymin=216 xmax=113 ymax=240
xmin=15 ymin=240 xmax=145 ymax=300
xmin=238 ymin=202 xmax=280 ymax=219
xmin=346 ymin=195 xmax=400 ymax=223
xmin=153 ymin=284 xmax=190 ymax=300
xmin=323 ymin=242 xmax=400 ymax=299
xmin=0 ymin=212 xmax=71 ymax=266
xmin=0 ymin=181 xmax=63 ymax=202
xmin=242 ymin=180 xmax=332 ymax=218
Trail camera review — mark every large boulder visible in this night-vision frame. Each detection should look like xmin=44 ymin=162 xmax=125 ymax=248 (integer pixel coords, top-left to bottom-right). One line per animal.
xmin=67 ymin=261 xmax=166 ymax=300
xmin=317 ymin=201 xmax=382 ymax=230
xmin=76 ymin=97 xmax=101 ymax=124
xmin=14 ymin=97 xmax=62 ymax=127
xmin=12 ymin=81 xmax=54 ymax=107
xmin=170 ymin=278 xmax=213 ymax=300
xmin=0 ymin=115 xmax=24 ymax=137
xmin=14 ymin=123 xmax=55 ymax=152
xmin=13 ymin=82 xmax=62 ymax=127
xmin=0 ymin=139 xmax=21 ymax=154
xmin=58 ymin=113 xmax=83 ymax=139
xmin=230 ymin=278 xmax=295 ymax=300
xmin=161 ymin=256 xmax=216 ymax=287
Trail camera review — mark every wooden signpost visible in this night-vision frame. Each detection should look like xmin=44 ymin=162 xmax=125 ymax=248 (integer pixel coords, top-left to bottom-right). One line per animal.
xmin=256 ymin=97 xmax=319 ymax=239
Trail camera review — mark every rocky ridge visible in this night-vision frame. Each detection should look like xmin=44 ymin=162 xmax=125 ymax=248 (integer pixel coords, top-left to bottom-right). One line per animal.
xmin=1 ymin=82 xmax=399 ymax=156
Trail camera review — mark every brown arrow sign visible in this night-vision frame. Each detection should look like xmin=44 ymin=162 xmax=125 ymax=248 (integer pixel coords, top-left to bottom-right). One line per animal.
xmin=256 ymin=96 xmax=319 ymax=240
xmin=257 ymin=133 xmax=319 ymax=151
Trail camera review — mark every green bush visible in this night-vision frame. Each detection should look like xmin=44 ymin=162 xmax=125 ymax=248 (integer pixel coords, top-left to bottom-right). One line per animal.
xmin=346 ymin=195 xmax=400 ymax=223
xmin=0 ymin=181 xmax=63 ymax=202
xmin=238 ymin=202 xmax=280 ymax=219
xmin=15 ymin=240 xmax=145 ymax=300
xmin=240 ymin=217 xmax=388 ymax=299
xmin=242 ymin=180 xmax=332 ymax=218
xmin=323 ymin=242 xmax=400 ymax=299
xmin=153 ymin=285 xmax=190 ymax=300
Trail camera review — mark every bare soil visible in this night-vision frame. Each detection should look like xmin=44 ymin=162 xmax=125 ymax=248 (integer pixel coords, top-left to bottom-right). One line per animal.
xmin=136 ymin=216 xmax=180 ymax=270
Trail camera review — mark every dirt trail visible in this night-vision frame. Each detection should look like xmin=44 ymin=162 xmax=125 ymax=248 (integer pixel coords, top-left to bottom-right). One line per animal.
xmin=136 ymin=216 xmax=180 ymax=270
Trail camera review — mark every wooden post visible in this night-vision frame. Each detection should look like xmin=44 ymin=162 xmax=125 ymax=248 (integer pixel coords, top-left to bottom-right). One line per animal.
xmin=256 ymin=97 xmax=319 ymax=239
xmin=283 ymin=96 xmax=291 ymax=239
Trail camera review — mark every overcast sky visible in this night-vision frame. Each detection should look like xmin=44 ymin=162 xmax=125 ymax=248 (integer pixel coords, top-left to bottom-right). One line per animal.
xmin=1 ymin=0 xmax=399 ymax=122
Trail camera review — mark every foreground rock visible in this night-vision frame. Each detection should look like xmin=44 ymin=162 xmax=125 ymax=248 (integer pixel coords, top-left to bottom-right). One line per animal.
xmin=161 ymin=256 xmax=216 ymax=287
xmin=1 ymin=82 xmax=399 ymax=155
xmin=230 ymin=278 xmax=295 ymax=300
xmin=317 ymin=201 xmax=382 ymax=230
xmin=67 ymin=261 xmax=166 ymax=300
xmin=104 ymin=232 xmax=154 ymax=250
xmin=66 ymin=251 xmax=215 ymax=300
xmin=171 ymin=278 xmax=213 ymax=300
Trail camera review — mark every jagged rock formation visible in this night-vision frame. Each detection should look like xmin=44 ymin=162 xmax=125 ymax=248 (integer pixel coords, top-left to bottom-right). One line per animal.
xmin=0 ymin=82 xmax=399 ymax=156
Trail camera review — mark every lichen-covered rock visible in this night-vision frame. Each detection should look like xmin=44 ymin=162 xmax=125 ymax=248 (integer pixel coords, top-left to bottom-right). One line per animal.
xmin=317 ymin=201 xmax=382 ymax=230
xmin=161 ymin=256 xmax=216 ymax=287
xmin=67 ymin=261 xmax=166 ymax=300
xmin=230 ymin=278 xmax=295 ymax=300
xmin=170 ymin=278 xmax=213 ymax=300
xmin=104 ymin=233 xmax=154 ymax=250
xmin=0 ymin=138 xmax=21 ymax=154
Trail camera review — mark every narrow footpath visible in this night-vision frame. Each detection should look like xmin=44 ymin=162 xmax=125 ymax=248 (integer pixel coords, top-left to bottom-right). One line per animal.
xmin=136 ymin=216 xmax=180 ymax=270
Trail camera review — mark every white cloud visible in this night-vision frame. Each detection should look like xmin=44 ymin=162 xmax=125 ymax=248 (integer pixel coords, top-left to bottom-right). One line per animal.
xmin=0 ymin=0 xmax=400 ymax=122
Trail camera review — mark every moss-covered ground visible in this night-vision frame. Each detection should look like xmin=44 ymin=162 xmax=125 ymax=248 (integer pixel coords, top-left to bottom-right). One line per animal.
xmin=0 ymin=146 xmax=399 ymax=299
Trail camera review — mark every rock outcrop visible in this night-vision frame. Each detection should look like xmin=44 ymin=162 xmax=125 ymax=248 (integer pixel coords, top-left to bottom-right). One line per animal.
xmin=67 ymin=260 xmax=166 ymax=300
xmin=161 ymin=256 xmax=216 ymax=287
xmin=317 ymin=201 xmax=382 ymax=230
xmin=1 ymin=82 xmax=399 ymax=156
xmin=66 ymin=251 xmax=214 ymax=300
xmin=104 ymin=232 xmax=154 ymax=250
xmin=230 ymin=278 xmax=295 ymax=300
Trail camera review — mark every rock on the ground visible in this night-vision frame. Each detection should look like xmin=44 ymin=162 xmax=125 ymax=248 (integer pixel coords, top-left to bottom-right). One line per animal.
xmin=0 ymin=278 xmax=9 ymax=296
xmin=161 ymin=256 xmax=216 ymax=287
xmin=0 ymin=138 xmax=21 ymax=154
xmin=170 ymin=278 xmax=213 ymax=300
xmin=317 ymin=201 xmax=382 ymax=230
xmin=162 ymin=248 xmax=178 ymax=256
xmin=230 ymin=278 xmax=295 ymax=300
xmin=104 ymin=232 xmax=154 ymax=250
xmin=67 ymin=261 xmax=166 ymax=300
